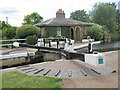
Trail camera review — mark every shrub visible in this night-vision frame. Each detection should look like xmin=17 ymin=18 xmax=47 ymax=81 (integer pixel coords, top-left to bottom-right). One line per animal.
xmin=88 ymin=24 xmax=103 ymax=41
xmin=16 ymin=24 xmax=40 ymax=39
xmin=26 ymin=35 xmax=38 ymax=45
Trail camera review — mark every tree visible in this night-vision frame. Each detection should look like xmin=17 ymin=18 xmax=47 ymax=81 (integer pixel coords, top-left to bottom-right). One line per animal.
xmin=16 ymin=24 xmax=40 ymax=39
xmin=90 ymin=2 xmax=117 ymax=32
xmin=23 ymin=12 xmax=43 ymax=25
xmin=0 ymin=21 xmax=2 ymax=40
xmin=70 ymin=10 xmax=91 ymax=22
xmin=116 ymin=10 xmax=120 ymax=30
xmin=3 ymin=26 xmax=17 ymax=39
xmin=1 ymin=21 xmax=17 ymax=39
xmin=0 ymin=21 xmax=2 ymax=30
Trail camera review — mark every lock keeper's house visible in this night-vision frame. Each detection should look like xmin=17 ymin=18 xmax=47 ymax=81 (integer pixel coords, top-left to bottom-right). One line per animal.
xmin=35 ymin=9 xmax=93 ymax=42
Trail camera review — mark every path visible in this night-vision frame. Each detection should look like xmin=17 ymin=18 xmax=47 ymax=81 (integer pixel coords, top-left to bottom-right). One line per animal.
xmin=61 ymin=51 xmax=118 ymax=88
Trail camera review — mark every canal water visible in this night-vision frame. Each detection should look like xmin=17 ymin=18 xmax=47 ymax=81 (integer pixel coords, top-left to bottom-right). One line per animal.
xmin=77 ymin=41 xmax=120 ymax=53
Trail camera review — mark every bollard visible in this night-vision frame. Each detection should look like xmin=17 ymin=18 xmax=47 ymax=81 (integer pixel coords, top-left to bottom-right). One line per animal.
xmin=49 ymin=40 xmax=51 ymax=47
xmin=43 ymin=39 xmax=45 ymax=47
xmin=88 ymin=42 xmax=92 ymax=53
xmin=69 ymin=40 xmax=75 ymax=52
xmin=57 ymin=39 xmax=59 ymax=48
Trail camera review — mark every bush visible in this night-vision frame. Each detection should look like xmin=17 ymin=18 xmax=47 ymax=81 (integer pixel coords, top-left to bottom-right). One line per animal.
xmin=88 ymin=24 xmax=103 ymax=41
xmin=26 ymin=35 xmax=38 ymax=45
xmin=16 ymin=24 xmax=40 ymax=39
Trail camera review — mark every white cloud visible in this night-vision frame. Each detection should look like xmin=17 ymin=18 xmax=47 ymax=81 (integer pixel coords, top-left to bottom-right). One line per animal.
xmin=0 ymin=0 xmax=119 ymax=27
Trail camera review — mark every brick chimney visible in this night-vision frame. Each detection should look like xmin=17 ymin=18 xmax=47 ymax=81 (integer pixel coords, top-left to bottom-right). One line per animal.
xmin=56 ymin=9 xmax=65 ymax=18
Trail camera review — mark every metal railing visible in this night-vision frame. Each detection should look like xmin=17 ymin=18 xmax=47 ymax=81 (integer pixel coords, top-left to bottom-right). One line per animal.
xmin=0 ymin=39 xmax=26 ymax=46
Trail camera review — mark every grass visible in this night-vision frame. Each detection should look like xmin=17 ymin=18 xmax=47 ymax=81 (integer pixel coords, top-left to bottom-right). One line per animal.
xmin=2 ymin=71 xmax=63 ymax=88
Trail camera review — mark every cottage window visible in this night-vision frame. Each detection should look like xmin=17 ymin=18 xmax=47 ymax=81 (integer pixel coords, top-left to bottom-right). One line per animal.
xmin=57 ymin=27 xmax=61 ymax=36
xmin=82 ymin=27 xmax=87 ymax=35
xmin=41 ymin=28 xmax=44 ymax=36
xmin=84 ymin=29 xmax=87 ymax=35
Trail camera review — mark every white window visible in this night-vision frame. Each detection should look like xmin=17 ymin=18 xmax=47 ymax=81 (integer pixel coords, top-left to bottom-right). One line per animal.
xmin=57 ymin=27 xmax=61 ymax=36
xmin=82 ymin=27 xmax=87 ymax=35
xmin=41 ymin=28 xmax=44 ymax=36
xmin=84 ymin=29 xmax=87 ymax=35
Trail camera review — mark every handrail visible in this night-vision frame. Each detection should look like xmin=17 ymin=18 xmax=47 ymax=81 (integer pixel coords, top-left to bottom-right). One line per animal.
xmin=0 ymin=39 xmax=26 ymax=42
xmin=0 ymin=39 xmax=26 ymax=46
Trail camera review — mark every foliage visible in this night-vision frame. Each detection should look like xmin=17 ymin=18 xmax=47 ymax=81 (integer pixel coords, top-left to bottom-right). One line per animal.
xmin=110 ymin=31 xmax=120 ymax=41
xmin=45 ymin=26 xmax=70 ymax=38
xmin=88 ymin=24 xmax=103 ymax=41
xmin=26 ymin=35 xmax=38 ymax=45
xmin=3 ymin=26 xmax=17 ymax=39
xmin=45 ymin=26 xmax=57 ymax=37
xmin=70 ymin=10 xmax=91 ymax=22
xmin=102 ymin=25 xmax=109 ymax=33
xmin=0 ymin=32 xmax=1 ymax=39
xmin=23 ymin=12 xmax=43 ymax=25
xmin=116 ymin=10 xmax=120 ymax=30
xmin=61 ymin=26 xmax=70 ymax=38
xmin=90 ymin=2 xmax=117 ymax=32
xmin=1 ymin=21 xmax=17 ymax=39
xmin=16 ymin=24 xmax=40 ymax=39
xmin=0 ymin=20 xmax=2 ymax=30
xmin=2 ymin=71 xmax=63 ymax=88
xmin=2 ymin=36 xmax=11 ymax=48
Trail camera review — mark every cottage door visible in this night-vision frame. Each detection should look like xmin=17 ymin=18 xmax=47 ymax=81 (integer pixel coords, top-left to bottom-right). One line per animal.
xmin=76 ymin=27 xmax=80 ymax=41
xmin=70 ymin=28 xmax=74 ymax=39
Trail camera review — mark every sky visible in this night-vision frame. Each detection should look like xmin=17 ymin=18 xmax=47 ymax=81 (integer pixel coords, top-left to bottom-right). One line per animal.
xmin=0 ymin=0 xmax=119 ymax=27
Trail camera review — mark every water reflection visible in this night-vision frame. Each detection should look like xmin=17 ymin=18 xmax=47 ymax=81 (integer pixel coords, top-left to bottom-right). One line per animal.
xmin=77 ymin=41 xmax=120 ymax=53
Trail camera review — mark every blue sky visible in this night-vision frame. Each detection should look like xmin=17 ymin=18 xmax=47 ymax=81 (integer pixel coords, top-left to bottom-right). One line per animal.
xmin=0 ymin=0 xmax=119 ymax=27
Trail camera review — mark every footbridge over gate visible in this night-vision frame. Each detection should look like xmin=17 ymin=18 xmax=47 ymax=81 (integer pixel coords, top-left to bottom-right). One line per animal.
xmin=13 ymin=38 xmax=85 ymax=61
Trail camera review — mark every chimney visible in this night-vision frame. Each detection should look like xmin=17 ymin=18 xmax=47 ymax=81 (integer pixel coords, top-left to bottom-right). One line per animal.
xmin=56 ymin=9 xmax=65 ymax=18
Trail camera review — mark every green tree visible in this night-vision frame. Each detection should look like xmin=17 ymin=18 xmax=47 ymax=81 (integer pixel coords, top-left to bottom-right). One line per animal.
xmin=23 ymin=12 xmax=43 ymax=25
xmin=0 ymin=21 xmax=2 ymax=30
xmin=0 ymin=21 xmax=2 ymax=40
xmin=1 ymin=21 xmax=17 ymax=39
xmin=116 ymin=10 xmax=120 ymax=30
xmin=90 ymin=2 xmax=117 ymax=32
xmin=16 ymin=24 xmax=40 ymax=39
xmin=70 ymin=10 xmax=91 ymax=22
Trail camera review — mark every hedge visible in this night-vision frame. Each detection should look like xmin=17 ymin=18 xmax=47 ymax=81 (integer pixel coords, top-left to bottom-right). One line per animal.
xmin=16 ymin=24 xmax=40 ymax=39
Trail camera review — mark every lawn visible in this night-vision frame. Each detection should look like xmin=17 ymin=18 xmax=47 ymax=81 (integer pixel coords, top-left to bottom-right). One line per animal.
xmin=2 ymin=71 xmax=63 ymax=88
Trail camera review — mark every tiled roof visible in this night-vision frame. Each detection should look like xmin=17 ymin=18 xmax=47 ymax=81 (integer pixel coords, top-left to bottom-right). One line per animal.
xmin=35 ymin=17 xmax=93 ymax=27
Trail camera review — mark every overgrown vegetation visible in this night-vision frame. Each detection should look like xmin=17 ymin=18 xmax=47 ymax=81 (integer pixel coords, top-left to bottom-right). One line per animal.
xmin=2 ymin=72 xmax=63 ymax=88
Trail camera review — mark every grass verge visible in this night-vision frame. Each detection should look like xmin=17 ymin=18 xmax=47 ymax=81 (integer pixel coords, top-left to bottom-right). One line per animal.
xmin=2 ymin=71 xmax=63 ymax=88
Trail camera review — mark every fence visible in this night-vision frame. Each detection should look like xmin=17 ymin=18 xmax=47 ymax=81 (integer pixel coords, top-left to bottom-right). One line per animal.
xmin=0 ymin=39 xmax=26 ymax=46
